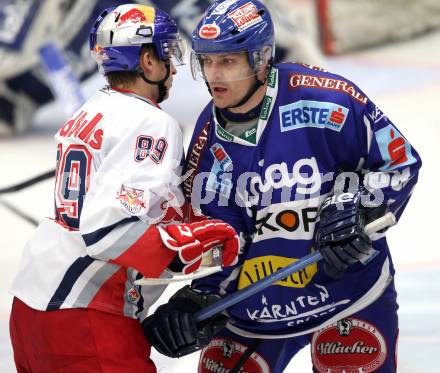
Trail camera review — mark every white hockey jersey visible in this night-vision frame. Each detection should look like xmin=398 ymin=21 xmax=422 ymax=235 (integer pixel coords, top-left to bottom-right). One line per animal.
xmin=10 ymin=87 xmax=184 ymax=321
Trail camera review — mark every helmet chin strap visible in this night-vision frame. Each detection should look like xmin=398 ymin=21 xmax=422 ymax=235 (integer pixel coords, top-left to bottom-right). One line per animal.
xmin=223 ymin=65 xmax=271 ymax=110
xmin=139 ymin=61 xmax=171 ymax=103
xmin=226 ymin=76 xmax=265 ymax=109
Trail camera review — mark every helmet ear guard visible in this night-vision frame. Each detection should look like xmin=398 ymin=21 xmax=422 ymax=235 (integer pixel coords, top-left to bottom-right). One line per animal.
xmin=249 ymin=45 xmax=274 ymax=73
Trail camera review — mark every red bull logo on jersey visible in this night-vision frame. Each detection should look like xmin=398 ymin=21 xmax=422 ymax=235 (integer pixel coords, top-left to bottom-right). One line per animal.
xmin=127 ymin=286 xmax=140 ymax=303
xmin=279 ymin=100 xmax=349 ymax=133
xmin=375 ymin=124 xmax=417 ymax=171
xmin=117 ymin=185 xmax=146 ymax=214
xmin=311 ymin=318 xmax=387 ymax=372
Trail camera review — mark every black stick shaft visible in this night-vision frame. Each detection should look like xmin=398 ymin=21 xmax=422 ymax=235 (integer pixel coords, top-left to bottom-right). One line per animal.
xmin=0 ymin=200 xmax=38 ymax=226
xmin=0 ymin=169 xmax=55 ymax=194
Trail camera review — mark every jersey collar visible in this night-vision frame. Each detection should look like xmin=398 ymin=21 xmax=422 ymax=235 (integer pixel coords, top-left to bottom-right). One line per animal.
xmin=110 ymin=86 xmax=161 ymax=109
xmin=212 ymin=66 xmax=278 ymax=146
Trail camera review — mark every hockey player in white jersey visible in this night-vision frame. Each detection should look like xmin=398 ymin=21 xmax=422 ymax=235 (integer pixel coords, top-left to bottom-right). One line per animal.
xmin=8 ymin=4 xmax=239 ymax=372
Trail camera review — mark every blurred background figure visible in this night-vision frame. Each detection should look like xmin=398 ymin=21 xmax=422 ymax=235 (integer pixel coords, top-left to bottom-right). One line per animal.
xmin=2 ymin=0 xmax=439 ymax=136
xmin=0 ymin=0 xmax=321 ymax=136
xmin=0 ymin=0 xmax=112 ymax=135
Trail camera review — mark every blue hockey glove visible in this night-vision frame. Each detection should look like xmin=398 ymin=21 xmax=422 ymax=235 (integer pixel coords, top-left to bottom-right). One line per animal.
xmin=142 ymin=285 xmax=227 ymax=358
xmin=315 ymin=188 xmax=386 ymax=279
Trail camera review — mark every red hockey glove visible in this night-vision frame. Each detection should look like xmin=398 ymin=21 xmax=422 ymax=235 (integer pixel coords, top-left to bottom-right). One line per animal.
xmin=158 ymin=220 xmax=239 ymax=274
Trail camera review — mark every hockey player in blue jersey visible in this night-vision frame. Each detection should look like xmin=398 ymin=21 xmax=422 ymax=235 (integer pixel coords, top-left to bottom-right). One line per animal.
xmin=143 ymin=1 xmax=422 ymax=371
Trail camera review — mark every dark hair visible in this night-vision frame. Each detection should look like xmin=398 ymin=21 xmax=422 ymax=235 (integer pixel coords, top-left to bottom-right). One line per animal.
xmin=105 ymin=44 xmax=159 ymax=86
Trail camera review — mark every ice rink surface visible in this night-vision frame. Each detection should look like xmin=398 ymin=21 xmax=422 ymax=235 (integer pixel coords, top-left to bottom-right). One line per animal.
xmin=1 ymin=30 xmax=439 ymax=372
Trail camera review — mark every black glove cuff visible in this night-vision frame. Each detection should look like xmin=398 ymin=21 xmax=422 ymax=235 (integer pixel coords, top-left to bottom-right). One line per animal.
xmin=167 ymin=255 xmax=185 ymax=273
xmin=170 ymin=285 xmax=222 ymax=309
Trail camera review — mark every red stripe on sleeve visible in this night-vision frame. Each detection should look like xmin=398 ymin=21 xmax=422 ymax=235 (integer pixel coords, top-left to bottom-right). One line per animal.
xmin=110 ymin=225 xmax=175 ymax=278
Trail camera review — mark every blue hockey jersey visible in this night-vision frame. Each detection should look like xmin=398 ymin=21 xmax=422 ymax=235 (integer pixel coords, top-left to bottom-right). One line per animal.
xmin=183 ymin=62 xmax=421 ymax=338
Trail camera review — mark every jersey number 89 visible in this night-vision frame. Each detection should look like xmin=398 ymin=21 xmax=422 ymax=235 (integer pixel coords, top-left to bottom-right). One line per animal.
xmin=135 ymin=135 xmax=168 ymax=163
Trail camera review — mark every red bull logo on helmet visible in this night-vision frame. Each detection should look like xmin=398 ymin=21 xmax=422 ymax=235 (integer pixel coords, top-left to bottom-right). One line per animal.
xmin=116 ymin=5 xmax=155 ymax=27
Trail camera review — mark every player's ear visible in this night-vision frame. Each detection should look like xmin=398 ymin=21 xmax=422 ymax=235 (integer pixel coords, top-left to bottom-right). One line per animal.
xmin=139 ymin=50 xmax=156 ymax=76
xmin=256 ymin=46 xmax=272 ymax=79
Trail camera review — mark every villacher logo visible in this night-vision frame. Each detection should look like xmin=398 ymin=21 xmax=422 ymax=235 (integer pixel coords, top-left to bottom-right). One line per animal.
xmin=311 ymin=318 xmax=387 ymax=373
xmin=200 ymin=338 xmax=270 ymax=373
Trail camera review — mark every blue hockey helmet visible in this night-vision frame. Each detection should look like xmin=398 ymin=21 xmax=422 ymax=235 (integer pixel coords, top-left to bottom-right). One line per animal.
xmin=89 ymin=4 xmax=186 ymax=74
xmin=191 ymin=0 xmax=274 ymax=81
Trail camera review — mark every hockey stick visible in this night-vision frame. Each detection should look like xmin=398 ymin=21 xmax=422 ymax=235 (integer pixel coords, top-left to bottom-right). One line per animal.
xmin=0 ymin=199 xmax=39 ymax=226
xmin=0 ymin=169 xmax=55 ymax=226
xmin=0 ymin=169 xmax=56 ymax=194
xmin=134 ymin=250 xmax=223 ymax=285
xmin=194 ymin=212 xmax=396 ymax=322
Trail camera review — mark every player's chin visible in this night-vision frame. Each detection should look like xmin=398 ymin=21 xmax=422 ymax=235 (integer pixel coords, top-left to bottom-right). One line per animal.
xmin=212 ymin=97 xmax=229 ymax=109
xmin=212 ymin=93 xmax=232 ymax=108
